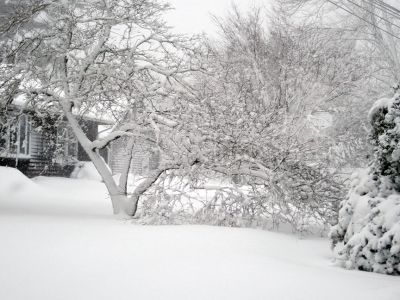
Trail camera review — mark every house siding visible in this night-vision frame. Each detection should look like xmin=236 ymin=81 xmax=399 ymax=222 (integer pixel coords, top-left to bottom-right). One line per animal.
xmin=77 ymin=120 xmax=99 ymax=161
xmin=0 ymin=128 xmax=71 ymax=178
xmin=0 ymin=108 xmax=108 ymax=178
xmin=25 ymin=128 xmax=75 ymax=177
xmin=110 ymin=135 xmax=159 ymax=175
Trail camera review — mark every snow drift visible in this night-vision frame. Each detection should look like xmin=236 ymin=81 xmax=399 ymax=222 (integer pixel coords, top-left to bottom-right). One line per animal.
xmin=0 ymin=166 xmax=40 ymax=200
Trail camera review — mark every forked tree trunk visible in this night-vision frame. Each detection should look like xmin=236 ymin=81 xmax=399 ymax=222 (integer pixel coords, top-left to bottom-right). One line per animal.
xmin=61 ymin=101 xmax=176 ymax=217
xmin=61 ymin=102 xmax=132 ymax=216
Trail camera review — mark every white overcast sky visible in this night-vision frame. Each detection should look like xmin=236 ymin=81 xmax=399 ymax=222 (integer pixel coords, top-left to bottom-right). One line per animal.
xmin=165 ymin=0 xmax=268 ymax=35
xmin=165 ymin=0 xmax=400 ymax=35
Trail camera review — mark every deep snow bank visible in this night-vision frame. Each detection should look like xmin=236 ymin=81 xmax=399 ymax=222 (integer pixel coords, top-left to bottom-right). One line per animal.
xmin=0 ymin=166 xmax=41 ymax=200
xmin=0 ymin=166 xmax=111 ymax=217
xmin=0 ymin=173 xmax=399 ymax=300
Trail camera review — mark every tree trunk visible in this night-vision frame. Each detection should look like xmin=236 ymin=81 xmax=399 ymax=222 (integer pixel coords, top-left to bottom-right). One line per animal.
xmin=60 ymin=100 xmax=126 ymax=215
xmin=118 ymin=138 xmax=135 ymax=194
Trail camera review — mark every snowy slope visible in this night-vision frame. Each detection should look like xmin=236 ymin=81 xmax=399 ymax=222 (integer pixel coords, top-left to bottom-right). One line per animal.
xmin=0 ymin=168 xmax=399 ymax=300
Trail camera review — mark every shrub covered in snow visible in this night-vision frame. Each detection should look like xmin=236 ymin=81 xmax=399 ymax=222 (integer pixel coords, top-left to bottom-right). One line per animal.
xmin=330 ymin=93 xmax=400 ymax=275
xmin=135 ymin=162 xmax=343 ymax=233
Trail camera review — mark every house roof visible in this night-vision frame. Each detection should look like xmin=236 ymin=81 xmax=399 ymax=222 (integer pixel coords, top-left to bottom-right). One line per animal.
xmin=77 ymin=114 xmax=114 ymax=125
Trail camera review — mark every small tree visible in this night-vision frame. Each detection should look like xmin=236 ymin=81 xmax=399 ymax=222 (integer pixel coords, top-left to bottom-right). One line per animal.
xmin=136 ymin=5 xmax=348 ymax=231
xmin=0 ymin=0 xmax=199 ymax=216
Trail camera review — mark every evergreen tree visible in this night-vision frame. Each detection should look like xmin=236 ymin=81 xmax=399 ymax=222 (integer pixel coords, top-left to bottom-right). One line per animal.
xmin=372 ymin=93 xmax=400 ymax=192
xmin=330 ymin=92 xmax=400 ymax=275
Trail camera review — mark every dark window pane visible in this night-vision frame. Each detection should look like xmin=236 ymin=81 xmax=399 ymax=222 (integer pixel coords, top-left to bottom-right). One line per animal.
xmin=9 ymin=123 xmax=18 ymax=153
xmin=0 ymin=125 xmax=7 ymax=152
xmin=19 ymin=115 xmax=26 ymax=154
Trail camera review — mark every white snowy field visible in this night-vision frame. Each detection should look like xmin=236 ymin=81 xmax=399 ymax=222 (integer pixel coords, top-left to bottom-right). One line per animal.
xmin=1 ymin=167 xmax=400 ymax=300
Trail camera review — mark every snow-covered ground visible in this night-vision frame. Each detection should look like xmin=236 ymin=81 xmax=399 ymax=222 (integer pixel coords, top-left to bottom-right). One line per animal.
xmin=1 ymin=167 xmax=400 ymax=300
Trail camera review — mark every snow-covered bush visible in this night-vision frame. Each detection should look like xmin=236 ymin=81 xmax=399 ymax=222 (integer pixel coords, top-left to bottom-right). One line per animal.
xmin=135 ymin=163 xmax=342 ymax=233
xmin=131 ymin=6 xmax=352 ymax=233
xmin=330 ymin=93 xmax=400 ymax=275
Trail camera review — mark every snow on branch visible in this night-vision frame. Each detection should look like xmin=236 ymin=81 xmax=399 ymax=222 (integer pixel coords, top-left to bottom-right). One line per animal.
xmin=89 ymin=123 xmax=155 ymax=150
xmin=368 ymin=97 xmax=394 ymax=124
xmin=150 ymin=113 xmax=178 ymax=128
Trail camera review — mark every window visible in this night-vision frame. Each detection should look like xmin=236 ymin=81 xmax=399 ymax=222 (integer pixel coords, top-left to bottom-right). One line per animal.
xmin=55 ymin=123 xmax=78 ymax=164
xmin=0 ymin=115 xmax=30 ymax=156
xmin=18 ymin=114 xmax=30 ymax=155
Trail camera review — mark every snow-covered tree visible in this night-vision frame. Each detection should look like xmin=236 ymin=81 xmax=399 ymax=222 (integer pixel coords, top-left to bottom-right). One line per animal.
xmin=135 ymin=5 xmax=352 ymax=231
xmin=0 ymin=0 xmax=200 ymax=216
xmin=286 ymin=0 xmax=400 ymax=88
xmin=330 ymin=92 xmax=400 ymax=274
xmin=281 ymin=0 xmax=399 ymax=168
